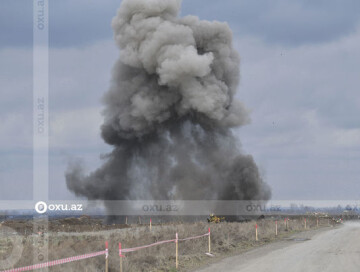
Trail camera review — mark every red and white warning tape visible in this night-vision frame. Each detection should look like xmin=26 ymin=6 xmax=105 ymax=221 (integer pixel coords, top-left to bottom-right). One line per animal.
xmin=0 ymin=250 xmax=106 ymax=272
xmin=121 ymin=239 xmax=176 ymax=253
xmin=120 ymin=231 xmax=210 ymax=255
xmin=2 ymin=230 xmax=211 ymax=271
xmin=178 ymin=232 xmax=209 ymax=242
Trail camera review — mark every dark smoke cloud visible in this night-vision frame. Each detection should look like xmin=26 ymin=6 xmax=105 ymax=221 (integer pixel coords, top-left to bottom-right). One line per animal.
xmin=66 ymin=0 xmax=271 ymax=206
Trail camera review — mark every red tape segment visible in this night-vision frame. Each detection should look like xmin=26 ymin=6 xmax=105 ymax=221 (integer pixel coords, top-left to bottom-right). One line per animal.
xmin=1 ymin=250 xmax=106 ymax=272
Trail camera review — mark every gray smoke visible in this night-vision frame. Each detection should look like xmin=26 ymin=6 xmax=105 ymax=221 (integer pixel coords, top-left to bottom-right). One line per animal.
xmin=66 ymin=0 xmax=271 ymax=208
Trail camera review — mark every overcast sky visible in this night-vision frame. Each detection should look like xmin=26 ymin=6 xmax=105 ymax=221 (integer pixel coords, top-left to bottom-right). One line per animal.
xmin=1 ymin=0 xmax=359 ymax=201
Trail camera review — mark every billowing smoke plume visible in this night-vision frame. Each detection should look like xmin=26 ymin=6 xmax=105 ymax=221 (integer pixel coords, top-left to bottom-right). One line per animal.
xmin=66 ymin=0 xmax=271 ymax=206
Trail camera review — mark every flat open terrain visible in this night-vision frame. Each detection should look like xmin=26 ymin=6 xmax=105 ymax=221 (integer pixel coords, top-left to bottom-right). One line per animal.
xmin=195 ymin=222 xmax=360 ymax=272
xmin=0 ymin=217 xmax=343 ymax=271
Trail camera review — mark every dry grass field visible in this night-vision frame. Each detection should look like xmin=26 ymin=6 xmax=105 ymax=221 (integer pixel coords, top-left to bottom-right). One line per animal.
xmin=0 ymin=216 xmax=336 ymax=272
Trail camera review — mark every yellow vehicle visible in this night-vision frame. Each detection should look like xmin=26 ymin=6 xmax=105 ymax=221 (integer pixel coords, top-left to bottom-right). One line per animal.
xmin=207 ymin=213 xmax=225 ymax=223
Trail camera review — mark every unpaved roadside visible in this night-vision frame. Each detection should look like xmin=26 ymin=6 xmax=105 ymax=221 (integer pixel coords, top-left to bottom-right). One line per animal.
xmin=0 ymin=218 xmax=339 ymax=271
xmin=194 ymin=222 xmax=360 ymax=272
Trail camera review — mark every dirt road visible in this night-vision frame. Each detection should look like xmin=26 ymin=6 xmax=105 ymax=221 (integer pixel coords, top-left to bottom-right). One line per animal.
xmin=196 ymin=222 xmax=360 ymax=272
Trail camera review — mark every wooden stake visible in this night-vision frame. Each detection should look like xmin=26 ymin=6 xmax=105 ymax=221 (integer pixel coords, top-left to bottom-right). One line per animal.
xmin=175 ymin=233 xmax=179 ymax=269
xmin=208 ymin=228 xmax=211 ymax=253
xmin=317 ymin=217 xmax=319 ymax=228
xmin=119 ymin=243 xmax=123 ymax=272
xmin=125 ymin=217 xmax=128 ymax=225
xmin=255 ymin=224 xmax=258 ymax=241
xmin=275 ymin=221 xmax=278 ymax=236
xmin=304 ymin=218 xmax=307 ymax=229
xmin=138 ymin=216 xmax=141 ymax=224
xmin=150 ymin=218 xmax=152 ymax=231
xmin=105 ymin=241 xmax=109 ymax=272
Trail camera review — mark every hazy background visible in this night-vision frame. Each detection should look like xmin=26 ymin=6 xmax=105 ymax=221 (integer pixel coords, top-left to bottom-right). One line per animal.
xmin=1 ymin=0 xmax=359 ymax=200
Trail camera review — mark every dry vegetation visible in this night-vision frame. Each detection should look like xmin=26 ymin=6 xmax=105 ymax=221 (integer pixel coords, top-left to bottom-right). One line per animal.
xmin=1 ymin=216 xmax=335 ymax=272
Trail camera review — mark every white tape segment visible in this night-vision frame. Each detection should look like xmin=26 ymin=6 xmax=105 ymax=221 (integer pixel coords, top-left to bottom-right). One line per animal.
xmin=122 ymin=239 xmax=176 ymax=253
xmin=122 ymin=231 xmax=210 ymax=254
xmin=0 ymin=250 xmax=106 ymax=272
xmin=177 ymin=232 xmax=209 ymax=242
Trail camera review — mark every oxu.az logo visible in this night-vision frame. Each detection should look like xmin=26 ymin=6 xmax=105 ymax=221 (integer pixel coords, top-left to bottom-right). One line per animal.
xmin=35 ymin=201 xmax=83 ymax=214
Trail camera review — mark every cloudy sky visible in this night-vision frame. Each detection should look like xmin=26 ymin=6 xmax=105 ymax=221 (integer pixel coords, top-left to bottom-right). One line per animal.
xmin=1 ymin=0 xmax=359 ymax=201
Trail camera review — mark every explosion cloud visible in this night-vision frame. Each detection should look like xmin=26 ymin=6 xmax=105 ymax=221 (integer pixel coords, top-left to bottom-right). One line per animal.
xmin=66 ymin=0 xmax=271 ymax=208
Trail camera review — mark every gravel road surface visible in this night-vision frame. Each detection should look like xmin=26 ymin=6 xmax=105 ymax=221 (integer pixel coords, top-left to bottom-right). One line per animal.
xmin=196 ymin=222 xmax=360 ymax=272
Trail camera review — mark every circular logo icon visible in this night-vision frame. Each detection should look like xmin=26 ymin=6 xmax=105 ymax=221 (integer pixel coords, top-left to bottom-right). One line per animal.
xmin=35 ymin=201 xmax=48 ymax=214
